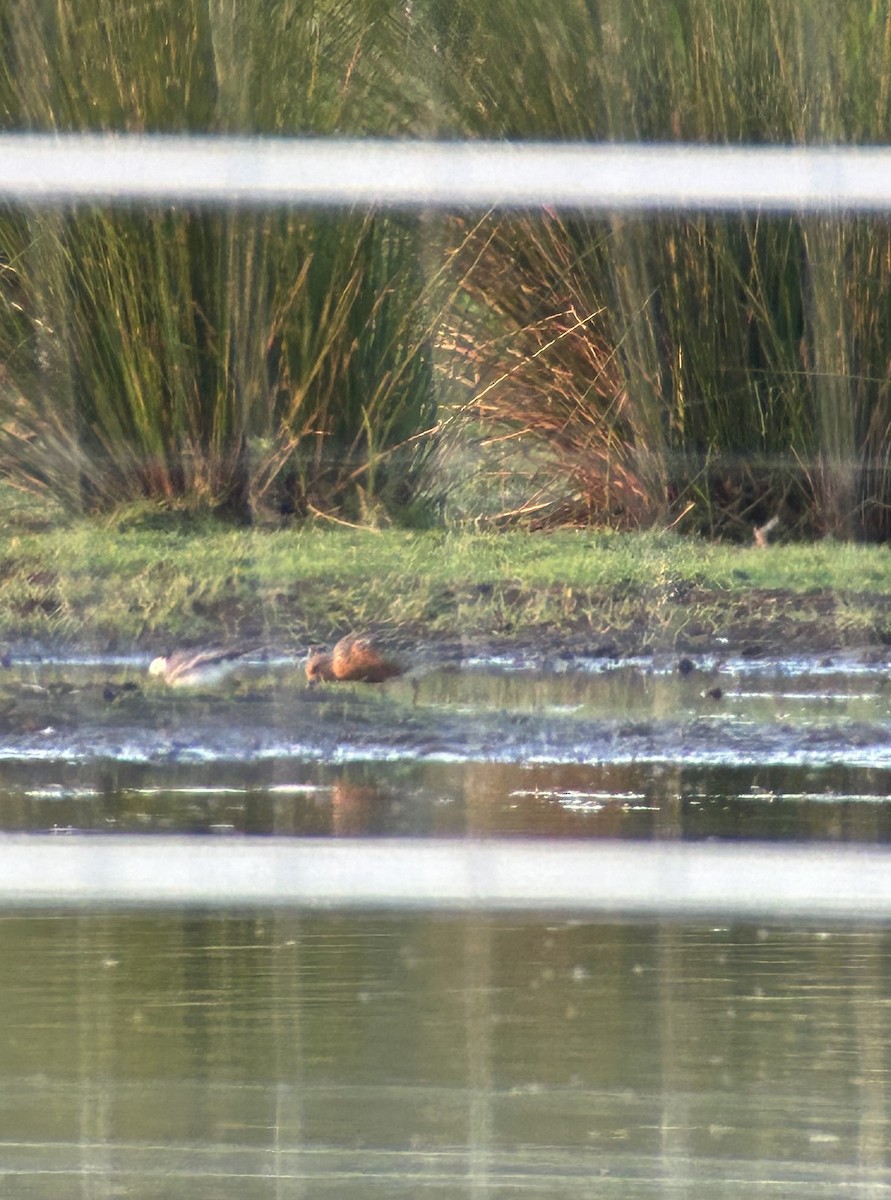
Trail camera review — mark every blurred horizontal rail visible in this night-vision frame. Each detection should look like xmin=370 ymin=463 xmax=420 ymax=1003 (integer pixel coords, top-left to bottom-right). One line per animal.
xmin=2 ymin=136 xmax=891 ymax=211
xmin=1 ymin=835 xmax=890 ymax=918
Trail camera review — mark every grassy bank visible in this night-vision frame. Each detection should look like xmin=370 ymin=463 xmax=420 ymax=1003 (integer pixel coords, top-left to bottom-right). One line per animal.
xmin=2 ymin=499 xmax=891 ymax=657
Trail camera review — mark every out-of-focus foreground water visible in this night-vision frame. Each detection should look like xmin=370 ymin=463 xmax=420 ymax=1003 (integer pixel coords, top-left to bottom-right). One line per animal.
xmin=3 ymin=911 xmax=890 ymax=1198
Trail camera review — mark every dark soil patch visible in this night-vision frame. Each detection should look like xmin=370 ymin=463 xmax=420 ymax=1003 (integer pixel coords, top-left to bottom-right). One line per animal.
xmin=8 ymin=581 xmax=891 ymax=668
xmin=406 ymin=586 xmax=891 ymax=665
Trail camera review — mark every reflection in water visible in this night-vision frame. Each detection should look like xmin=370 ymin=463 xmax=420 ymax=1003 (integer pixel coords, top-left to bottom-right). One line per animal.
xmin=2 ymin=756 xmax=891 ymax=843
xmin=2 ymin=910 xmax=890 ymax=1196
xmin=0 ymin=653 xmax=889 ymax=842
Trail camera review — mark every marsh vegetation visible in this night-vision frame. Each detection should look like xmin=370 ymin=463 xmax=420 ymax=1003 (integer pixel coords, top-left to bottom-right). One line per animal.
xmin=1 ymin=1 xmax=891 ymax=544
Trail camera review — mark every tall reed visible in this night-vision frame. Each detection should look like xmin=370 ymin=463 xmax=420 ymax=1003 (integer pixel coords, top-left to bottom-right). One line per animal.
xmin=426 ymin=0 xmax=891 ymax=538
xmin=0 ymin=0 xmax=435 ymax=522
xmin=3 ymin=0 xmax=891 ymax=537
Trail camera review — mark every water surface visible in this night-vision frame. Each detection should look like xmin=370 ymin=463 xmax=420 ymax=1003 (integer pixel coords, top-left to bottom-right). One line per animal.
xmin=3 ymin=910 xmax=891 ymax=1198
xmin=0 ymin=650 xmax=889 ymax=841
xmin=3 ymin=650 xmax=891 ymax=1196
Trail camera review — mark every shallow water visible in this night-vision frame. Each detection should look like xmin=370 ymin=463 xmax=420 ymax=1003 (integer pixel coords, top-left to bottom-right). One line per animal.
xmin=3 ymin=650 xmax=891 ymax=1195
xmin=0 ymin=649 xmax=890 ymax=841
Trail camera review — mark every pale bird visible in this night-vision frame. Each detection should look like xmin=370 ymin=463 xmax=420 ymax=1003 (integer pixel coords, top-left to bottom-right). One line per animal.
xmin=148 ymin=645 xmax=257 ymax=688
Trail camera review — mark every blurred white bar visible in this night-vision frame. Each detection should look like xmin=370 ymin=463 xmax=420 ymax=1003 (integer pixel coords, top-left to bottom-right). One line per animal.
xmin=2 ymin=835 xmax=890 ymax=918
xmin=1 ymin=135 xmax=891 ymax=211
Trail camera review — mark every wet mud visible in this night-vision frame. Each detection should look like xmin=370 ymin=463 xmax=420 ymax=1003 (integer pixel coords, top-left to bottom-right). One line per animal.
xmin=0 ymin=647 xmax=888 ymax=766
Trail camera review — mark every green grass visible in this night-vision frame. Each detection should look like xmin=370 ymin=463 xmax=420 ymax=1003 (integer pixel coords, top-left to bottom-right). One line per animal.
xmin=1 ymin=496 xmax=890 ymax=654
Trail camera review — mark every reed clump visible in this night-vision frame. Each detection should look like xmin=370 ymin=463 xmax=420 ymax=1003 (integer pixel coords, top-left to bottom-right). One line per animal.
xmin=3 ymin=1 xmax=891 ymax=540
xmin=427 ymin=0 xmax=891 ymax=539
xmin=0 ymin=0 xmax=435 ymax=524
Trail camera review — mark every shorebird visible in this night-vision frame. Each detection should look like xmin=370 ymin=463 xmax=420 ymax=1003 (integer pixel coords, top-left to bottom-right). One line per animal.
xmin=305 ymin=633 xmax=405 ymax=685
xmin=148 ymin=645 xmax=257 ymax=688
